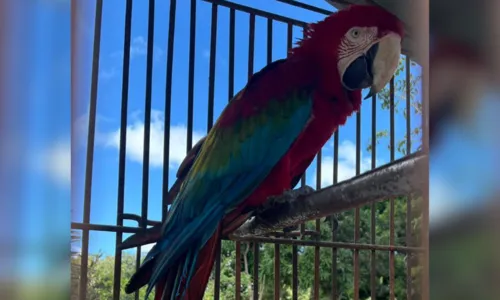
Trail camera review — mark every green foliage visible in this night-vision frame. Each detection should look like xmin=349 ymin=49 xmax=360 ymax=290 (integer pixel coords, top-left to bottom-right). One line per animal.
xmin=71 ymin=253 xmax=155 ymax=300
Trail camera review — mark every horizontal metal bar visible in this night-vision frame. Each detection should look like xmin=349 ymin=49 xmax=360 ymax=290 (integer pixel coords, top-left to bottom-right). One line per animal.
xmin=120 ymin=213 xmax=161 ymax=226
xmin=226 ymin=236 xmax=425 ymax=253
xmin=202 ymin=0 xmax=307 ymax=27
xmin=276 ymin=0 xmax=332 ymax=15
xmin=72 ymin=222 xmax=145 ymax=234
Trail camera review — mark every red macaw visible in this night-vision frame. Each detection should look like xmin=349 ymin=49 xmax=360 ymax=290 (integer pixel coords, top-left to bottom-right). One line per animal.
xmin=125 ymin=5 xmax=404 ymax=300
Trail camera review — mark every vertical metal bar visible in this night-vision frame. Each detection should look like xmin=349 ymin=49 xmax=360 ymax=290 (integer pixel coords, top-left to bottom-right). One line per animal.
xmin=161 ymin=0 xmax=177 ymax=221
xmin=353 ymin=109 xmax=361 ymax=300
xmin=113 ymin=0 xmax=132 ymax=298
xmin=405 ymin=55 xmax=412 ymax=299
xmin=247 ymin=13 xmax=259 ymax=300
xmin=287 ymin=22 xmax=299 ymax=300
xmin=186 ymin=0 xmax=196 ymax=152
xmin=141 ymin=0 xmax=155 ymax=238
xmin=79 ymin=1 xmax=102 ymax=299
xmin=136 ymin=3 xmax=156 ymax=298
xmin=331 ymin=130 xmax=339 ymax=300
xmin=207 ymin=3 xmax=218 ymax=132
xmin=265 ymin=17 xmax=281 ymax=300
xmin=390 ymin=77 xmax=395 ymax=161
xmin=370 ymin=94 xmax=377 ymax=300
xmin=214 ymin=239 xmax=221 ymax=300
xmin=253 ymin=242 xmax=259 ymax=300
xmin=405 ymin=56 xmax=411 ymax=155
xmin=212 ymin=5 xmax=223 ymax=300
xmin=228 ymin=9 xmax=235 ymax=102
xmin=299 ymin=25 xmax=306 ymax=236
xmin=235 ymin=242 xmax=241 ymax=300
xmin=134 ymin=247 xmax=141 ymax=300
xmin=248 ymin=13 xmax=255 ymax=78
xmin=389 ymin=77 xmax=395 ymax=300
xmin=274 ymin=243 xmax=280 ymax=300
xmin=227 ymin=8 xmax=240 ymax=300
xmin=314 ymin=149 xmax=321 ymax=300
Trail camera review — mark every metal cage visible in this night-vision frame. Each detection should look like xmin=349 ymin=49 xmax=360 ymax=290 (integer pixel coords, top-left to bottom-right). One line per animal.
xmin=71 ymin=0 xmax=427 ymax=299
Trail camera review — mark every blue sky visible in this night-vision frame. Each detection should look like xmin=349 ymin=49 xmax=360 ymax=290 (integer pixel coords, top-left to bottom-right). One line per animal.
xmin=66 ymin=0 xmax=423 ymax=256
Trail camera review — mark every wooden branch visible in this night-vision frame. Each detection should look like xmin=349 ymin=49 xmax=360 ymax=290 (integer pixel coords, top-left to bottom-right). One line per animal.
xmin=230 ymin=153 xmax=427 ymax=239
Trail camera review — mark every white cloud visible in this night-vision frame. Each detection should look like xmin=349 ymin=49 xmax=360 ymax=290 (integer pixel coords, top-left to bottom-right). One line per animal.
xmin=310 ymin=140 xmax=377 ymax=188
xmin=102 ymin=110 xmax=204 ymax=169
xmin=34 ymin=140 xmax=71 ymax=187
xmin=110 ymin=36 xmax=164 ymax=61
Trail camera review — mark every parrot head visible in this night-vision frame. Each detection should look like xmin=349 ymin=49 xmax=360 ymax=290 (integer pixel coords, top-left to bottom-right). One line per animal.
xmin=292 ymin=5 xmax=404 ymax=108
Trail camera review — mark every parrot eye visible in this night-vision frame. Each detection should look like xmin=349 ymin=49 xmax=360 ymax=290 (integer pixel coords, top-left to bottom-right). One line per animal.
xmin=351 ymin=29 xmax=360 ymax=38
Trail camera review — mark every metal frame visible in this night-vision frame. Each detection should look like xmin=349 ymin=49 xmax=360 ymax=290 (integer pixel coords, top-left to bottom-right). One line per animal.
xmin=71 ymin=1 xmax=426 ymax=299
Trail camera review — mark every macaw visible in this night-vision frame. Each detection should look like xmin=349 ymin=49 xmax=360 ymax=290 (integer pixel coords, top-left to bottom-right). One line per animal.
xmin=125 ymin=4 xmax=404 ymax=300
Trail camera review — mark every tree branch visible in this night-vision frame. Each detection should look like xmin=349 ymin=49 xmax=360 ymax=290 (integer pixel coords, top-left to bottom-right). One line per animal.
xmin=230 ymin=152 xmax=427 ymax=239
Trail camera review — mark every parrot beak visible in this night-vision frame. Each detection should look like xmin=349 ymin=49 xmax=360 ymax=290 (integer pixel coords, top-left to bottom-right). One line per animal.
xmin=341 ymin=33 xmax=402 ymax=99
xmin=363 ymin=33 xmax=402 ymax=99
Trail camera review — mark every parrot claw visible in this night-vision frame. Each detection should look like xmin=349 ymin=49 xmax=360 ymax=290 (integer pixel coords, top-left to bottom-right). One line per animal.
xmin=282 ymin=185 xmax=315 ymax=199
xmin=258 ymin=185 xmax=316 ymax=213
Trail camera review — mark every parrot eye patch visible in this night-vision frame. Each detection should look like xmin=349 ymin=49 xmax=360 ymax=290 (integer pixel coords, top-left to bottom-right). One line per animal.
xmin=341 ymin=43 xmax=379 ymax=91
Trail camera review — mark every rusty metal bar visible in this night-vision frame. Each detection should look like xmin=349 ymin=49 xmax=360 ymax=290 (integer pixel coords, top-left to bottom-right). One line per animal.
xmin=161 ymin=0 xmax=177 ymax=221
xmin=405 ymin=56 xmax=413 ymax=300
xmin=186 ymin=0 xmax=196 ymax=152
xmin=202 ymin=0 xmax=307 ymax=27
xmin=370 ymin=94 xmax=377 ymax=300
xmin=353 ymin=109 xmax=361 ymax=300
xmin=389 ymin=77 xmax=395 ymax=300
xmin=207 ymin=3 xmax=218 ymax=132
xmin=231 ymin=236 xmax=425 ymax=252
xmin=276 ymin=0 xmax=333 ymax=15
xmin=79 ymin=1 xmax=102 ymax=299
xmin=331 ymin=130 xmax=339 ymax=300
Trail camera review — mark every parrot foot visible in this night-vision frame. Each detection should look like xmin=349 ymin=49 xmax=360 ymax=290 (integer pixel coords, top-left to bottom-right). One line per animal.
xmin=257 ymin=185 xmax=316 ymax=214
